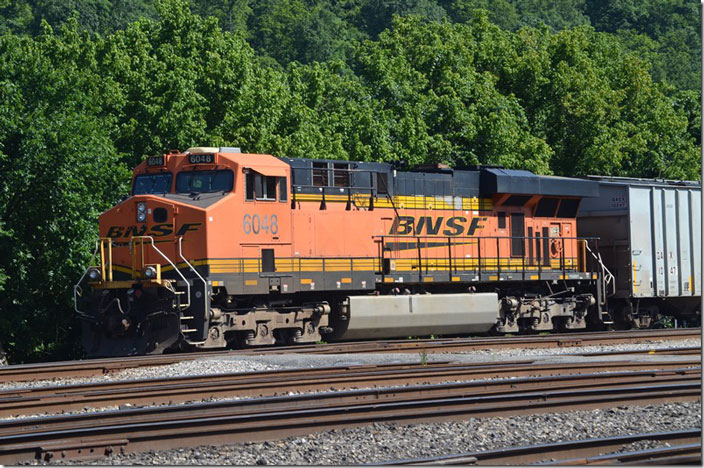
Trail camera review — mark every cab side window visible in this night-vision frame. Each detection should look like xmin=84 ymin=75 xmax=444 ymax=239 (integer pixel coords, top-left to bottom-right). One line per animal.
xmin=245 ymin=171 xmax=282 ymax=201
xmin=263 ymin=176 xmax=276 ymax=200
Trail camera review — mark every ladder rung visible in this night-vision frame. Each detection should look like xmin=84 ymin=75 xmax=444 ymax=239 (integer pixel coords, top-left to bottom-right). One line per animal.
xmin=180 ymin=316 xmax=194 ymax=320
xmin=181 ymin=328 xmax=197 ymax=333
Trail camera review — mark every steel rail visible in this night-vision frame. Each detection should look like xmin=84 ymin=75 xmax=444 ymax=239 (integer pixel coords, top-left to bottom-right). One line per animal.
xmin=543 ymin=443 xmax=702 ymax=465
xmin=0 ymin=328 xmax=698 ymax=383
xmin=0 ymin=374 xmax=699 ymax=463
xmin=250 ymin=328 xmax=701 ymax=354
xmin=1 ymin=360 xmax=699 ymax=418
xmin=375 ymin=429 xmax=701 ymax=465
xmin=0 ymin=369 xmax=699 ymax=436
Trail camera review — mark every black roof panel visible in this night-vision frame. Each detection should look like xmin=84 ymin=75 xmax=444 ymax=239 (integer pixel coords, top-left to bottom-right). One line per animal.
xmin=480 ymin=168 xmax=599 ymax=197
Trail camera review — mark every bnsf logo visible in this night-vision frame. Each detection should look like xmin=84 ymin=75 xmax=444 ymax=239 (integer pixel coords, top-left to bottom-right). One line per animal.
xmin=106 ymin=223 xmax=202 ymax=238
xmin=390 ymin=216 xmax=487 ymax=236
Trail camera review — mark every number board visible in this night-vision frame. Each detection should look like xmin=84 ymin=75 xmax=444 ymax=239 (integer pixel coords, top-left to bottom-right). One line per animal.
xmin=188 ymin=154 xmax=216 ymax=164
xmin=146 ymin=156 xmax=165 ymax=166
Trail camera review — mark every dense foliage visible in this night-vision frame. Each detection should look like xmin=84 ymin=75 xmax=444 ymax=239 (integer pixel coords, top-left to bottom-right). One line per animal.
xmin=0 ymin=0 xmax=700 ymax=362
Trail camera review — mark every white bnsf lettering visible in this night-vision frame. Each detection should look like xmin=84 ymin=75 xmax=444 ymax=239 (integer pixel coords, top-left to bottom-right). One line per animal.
xmin=188 ymin=153 xmax=215 ymax=164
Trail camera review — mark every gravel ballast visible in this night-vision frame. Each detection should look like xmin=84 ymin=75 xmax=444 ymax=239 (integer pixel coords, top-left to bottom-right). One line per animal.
xmin=1 ymin=338 xmax=698 ymax=392
xmin=4 ymin=337 xmax=700 ymax=465
xmin=30 ymin=401 xmax=700 ymax=465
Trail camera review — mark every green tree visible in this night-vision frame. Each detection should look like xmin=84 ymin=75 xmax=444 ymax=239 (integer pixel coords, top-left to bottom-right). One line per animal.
xmin=474 ymin=18 xmax=699 ymax=178
xmin=513 ymin=0 xmax=589 ymax=31
xmin=355 ymin=0 xmax=447 ymax=38
xmin=0 ymin=0 xmax=34 ymax=34
xmin=189 ymin=0 xmax=252 ymax=33
xmin=97 ymin=0 xmax=262 ymax=165
xmin=246 ymin=0 xmax=363 ymax=65
xmin=353 ymin=16 xmax=553 ymax=171
xmin=0 ymin=22 xmax=129 ymax=362
xmin=585 ymin=0 xmax=700 ymax=90
xmin=442 ymin=0 xmax=520 ymax=30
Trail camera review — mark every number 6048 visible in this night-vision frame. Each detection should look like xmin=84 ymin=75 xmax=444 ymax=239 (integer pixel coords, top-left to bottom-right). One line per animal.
xmin=243 ymin=214 xmax=278 ymax=234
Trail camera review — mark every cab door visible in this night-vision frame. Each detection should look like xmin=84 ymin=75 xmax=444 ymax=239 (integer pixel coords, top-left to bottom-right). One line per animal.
xmin=240 ymin=170 xmax=293 ymax=290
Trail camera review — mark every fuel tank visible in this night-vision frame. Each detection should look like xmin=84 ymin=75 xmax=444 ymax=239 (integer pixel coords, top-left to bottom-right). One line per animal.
xmin=334 ymin=293 xmax=499 ymax=340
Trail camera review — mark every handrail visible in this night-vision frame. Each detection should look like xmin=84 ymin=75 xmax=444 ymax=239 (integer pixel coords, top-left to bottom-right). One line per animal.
xmin=178 ymin=236 xmax=208 ymax=318
xmin=374 ymin=235 xmax=602 ymax=241
xmin=178 ymin=236 xmax=208 ymax=290
xmin=133 ymin=236 xmax=191 ymax=310
xmin=178 ymin=236 xmax=208 ymax=344
xmin=374 ymin=234 xmax=598 ymax=277
xmin=73 ymin=240 xmax=101 ymax=315
xmin=584 ymin=240 xmax=615 ymax=298
xmin=99 ymin=238 xmax=113 ymax=282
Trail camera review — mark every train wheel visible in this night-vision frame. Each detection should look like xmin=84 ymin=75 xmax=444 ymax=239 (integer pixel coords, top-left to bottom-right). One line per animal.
xmin=225 ymin=331 xmax=249 ymax=349
xmin=554 ymin=317 xmax=569 ymax=333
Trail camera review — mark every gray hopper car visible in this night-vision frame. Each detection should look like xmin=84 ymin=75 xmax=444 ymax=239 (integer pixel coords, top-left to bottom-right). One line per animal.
xmin=578 ymin=176 xmax=701 ymax=328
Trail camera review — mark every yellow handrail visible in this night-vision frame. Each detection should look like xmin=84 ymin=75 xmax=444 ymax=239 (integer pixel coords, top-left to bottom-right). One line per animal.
xmin=99 ymin=238 xmax=113 ymax=282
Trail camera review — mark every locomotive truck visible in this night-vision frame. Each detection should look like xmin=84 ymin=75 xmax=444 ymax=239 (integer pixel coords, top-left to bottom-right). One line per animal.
xmin=74 ymin=147 xmax=701 ymax=356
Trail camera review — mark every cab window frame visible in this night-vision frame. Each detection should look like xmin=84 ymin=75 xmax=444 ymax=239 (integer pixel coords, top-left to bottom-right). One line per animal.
xmin=175 ymin=169 xmax=234 ymax=194
xmin=132 ymin=172 xmax=173 ymax=195
xmin=245 ymin=170 xmax=281 ymax=202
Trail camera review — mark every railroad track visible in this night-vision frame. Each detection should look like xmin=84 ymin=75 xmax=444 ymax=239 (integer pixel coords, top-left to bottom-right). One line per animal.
xmin=0 ymin=365 xmax=699 ymax=464
xmin=248 ymin=328 xmax=702 ymax=355
xmin=1 ymin=359 xmax=699 ymax=418
xmin=376 ymin=429 xmax=702 ymax=465
xmin=0 ymin=328 xmax=698 ymax=383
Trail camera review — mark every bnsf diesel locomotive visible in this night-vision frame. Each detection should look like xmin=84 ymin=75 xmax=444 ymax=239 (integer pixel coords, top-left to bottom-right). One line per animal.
xmin=75 ymin=147 xmax=701 ymax=356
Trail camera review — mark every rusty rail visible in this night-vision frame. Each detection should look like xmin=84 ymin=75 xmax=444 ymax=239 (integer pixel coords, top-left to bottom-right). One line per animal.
xmin=376 ymin=429 xmax=701 ymax=465
xmin=1 ymin=360 xmax=699 ymax=418
xmin=1 ymin=328 xmax=698 ymax=383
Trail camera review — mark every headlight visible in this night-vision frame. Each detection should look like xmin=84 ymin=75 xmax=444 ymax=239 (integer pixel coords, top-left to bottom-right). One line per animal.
xmin=87 ymin=268 xmax=102 ymax=282
xmin=144 ymin=266 xmax=157 ymax=279
xmin=137 ymin=202 xmax=147 ymax=222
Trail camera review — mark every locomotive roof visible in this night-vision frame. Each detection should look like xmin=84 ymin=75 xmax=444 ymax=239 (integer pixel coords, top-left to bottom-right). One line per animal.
xmin=480 ymin=168 xmax=599 ymax=198
xmin=281 ymin=156 xmax=600 ymax=198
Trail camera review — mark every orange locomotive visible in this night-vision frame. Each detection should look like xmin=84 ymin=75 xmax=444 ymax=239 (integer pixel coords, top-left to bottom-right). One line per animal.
xmin=76 ymin=147 xmax=606 ymax=356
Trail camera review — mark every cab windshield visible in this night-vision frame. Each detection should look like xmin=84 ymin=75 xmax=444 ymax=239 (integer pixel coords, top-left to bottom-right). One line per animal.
xmin=132 ymin=173 xmax=173 ymax=195
xmin=176 ymin=170 xmax=234 ymax=194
